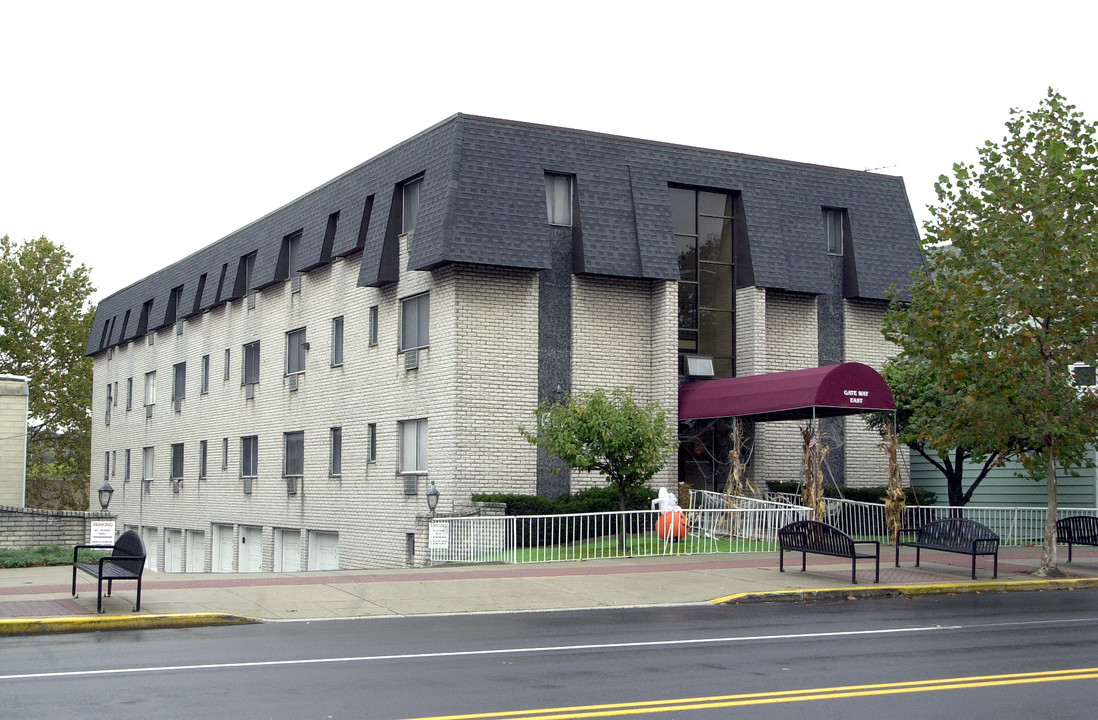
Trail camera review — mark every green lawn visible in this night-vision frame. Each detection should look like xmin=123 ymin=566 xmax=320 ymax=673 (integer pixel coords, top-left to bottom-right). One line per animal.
xmin=0 ymin=544 xmax=108 ymax=568
xmin=457 ymin=533 xmax=781 ymax=563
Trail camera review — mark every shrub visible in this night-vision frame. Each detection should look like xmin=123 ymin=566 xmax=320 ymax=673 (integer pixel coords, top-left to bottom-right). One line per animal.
xmin=766 ymin=482 xmax=937 ymax=506
xmin=0 ymin=545 xmax=107 ymax=568
xmin=471 ymin=486 xmax=660 ymax=547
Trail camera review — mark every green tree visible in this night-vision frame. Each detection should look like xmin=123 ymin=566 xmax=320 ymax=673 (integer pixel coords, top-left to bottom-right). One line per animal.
xmin=866 ymin=355 xmax=1011 ymax=507
xmin=521 ymin=389 xmax=677 ymax=512
xmin=0 ymin=235 xmax=95 ymax=510
xmin=883 ymin=90 xmax=1098 ymax=575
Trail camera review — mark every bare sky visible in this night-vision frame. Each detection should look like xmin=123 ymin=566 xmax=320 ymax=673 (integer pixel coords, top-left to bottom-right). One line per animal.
xmin=3 ymin=0 xmax=1096 ymax=303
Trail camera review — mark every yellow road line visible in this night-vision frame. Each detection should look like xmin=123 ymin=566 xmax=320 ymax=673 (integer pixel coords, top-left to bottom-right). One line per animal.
xmin=396 ymin=667 xmax=1098 ymax=720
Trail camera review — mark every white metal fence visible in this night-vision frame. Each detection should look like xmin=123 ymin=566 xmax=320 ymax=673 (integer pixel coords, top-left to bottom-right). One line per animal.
xmin=427 ymin=504 xmax=809 ymax=565
xmin=427 ymin=490 xmax=1098 ymax=565
xmin=755 ymin=490 xmax=1098 ymax=547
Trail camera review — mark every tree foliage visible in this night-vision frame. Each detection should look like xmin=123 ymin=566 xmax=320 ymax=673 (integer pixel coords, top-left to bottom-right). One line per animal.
xmin=866 ymin=355 xmax=1010 ymax=507
xmin=521 ymin=389 xmax=677 ymax=511
xmin=0 ymin=235 xmax=95 ymax=510
xmin=883 ymin=90 xmax=1098 ymax=575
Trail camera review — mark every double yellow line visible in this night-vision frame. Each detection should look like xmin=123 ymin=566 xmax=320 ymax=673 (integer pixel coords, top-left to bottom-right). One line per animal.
xmin=401 ymin=667 xmax=1098 ymax=719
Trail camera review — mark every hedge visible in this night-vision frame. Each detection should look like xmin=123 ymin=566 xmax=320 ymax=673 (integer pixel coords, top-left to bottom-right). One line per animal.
xmin=766 ymin=482 xmax=937 ymax=506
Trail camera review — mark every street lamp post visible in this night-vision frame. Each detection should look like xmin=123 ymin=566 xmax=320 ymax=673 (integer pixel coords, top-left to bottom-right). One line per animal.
xmin=426 ymin=481 xmax=440 ymax=516
xmin=98 ymin=479 xmax=114 ymax=511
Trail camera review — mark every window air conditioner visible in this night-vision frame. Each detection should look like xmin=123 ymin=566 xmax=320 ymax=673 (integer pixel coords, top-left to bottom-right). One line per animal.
xmin=146 ymin=405 xmax=153 ymax=419
xmin=247 ymin=293 xmax=256 ymax=310
xmin=291 ymin=276 xmax=301 ymax=294
xmin=403 ymin=475 xmax=418 ymax=495
xmin=173 ymin=398 xmax=182 ymax=413
xmin=243 ymin=477 xmax=253 ymax=495
xmin=171 ymin=479 xmax=181 ymax=494
xmin=286 ymin=477 xmax=298 ymax=495
xmin=176 ymin=321 xmax=183 ymax=336
xmin=288 ymin=374 xmax=299 ymax=391
xmin=405 ymin=348 xmax=419 ymax=371
xmin=245 ymin=383 xmax=255 ymax=400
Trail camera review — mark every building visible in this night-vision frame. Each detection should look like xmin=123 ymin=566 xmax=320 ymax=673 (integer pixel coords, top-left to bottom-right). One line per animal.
xmin=0 ymin=375 xmax=29 ymax=507
xmin=85 ymin=114 xmax=923 ymax=571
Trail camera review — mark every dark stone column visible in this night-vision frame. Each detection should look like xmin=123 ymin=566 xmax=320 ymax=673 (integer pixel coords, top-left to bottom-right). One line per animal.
xmin=537 ymin=226 xmax=573 ymax=498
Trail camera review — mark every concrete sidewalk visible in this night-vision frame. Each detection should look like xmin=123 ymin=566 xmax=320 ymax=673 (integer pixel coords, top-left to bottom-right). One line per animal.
xmin=3 ymin=547 xmax=1098 ymax=635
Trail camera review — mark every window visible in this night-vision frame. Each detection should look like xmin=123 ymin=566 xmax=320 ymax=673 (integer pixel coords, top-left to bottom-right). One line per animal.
xmin=199 ymin=440 xmax=208 ymax=479
xmin=402 ymin=177 xmax=422 ymax=234
xmin=331 ymin=316 xmax=344 ymax=367
xmin=241 ymin=436 xmax=258 ymax=478
xmin=282 ymin=232 xmax=301 ymax=280
xmin=111 ymin=450 xmax=116 ymax=476
xmin=172 ymin=362 xmax=186 ymax=401
xmin=286 ymin=328 xmax=307 ymax=375
xmin=398 ymin=419 xmax=428 ymax=474
xmin=1073 ymin=363 xmax=1096 ymax=387
xmin=368 ymin=305 xmax=379 ymax=346
xmin=400 ymin=293 xmax=430 ymax=351
xmin=284 ymin=431 xmax=304 ymax=477
xmin=113 ymin=382 xmax=118 ymax=406
xmin=170 ymin=443 xmax=184 ymax=480
xmin=222 ymin=437 xmax=229 ymax=469
xmin=144 ymin=371 xmax=157 ymax=406
xmin=201 ymin=355 xmax=210 ymax=394
xmin=104 ymin=451 xmax=110 ymax=481
xmin=126 ymin=377 xmax=133 ymax=410
xmin=243 ymin=341 xmax=261 ymax=385
xmin=672 ymin=187 xmax=735 ymax=378
xmin=142 ymin=447 xmax=154 ymax=480
xmin=105 ymin=384 xmax=112 ymax=425
xmin=224 ymin=349 xmax=231 ymax=380
xmin=824 ymin=208 xmax=846 ymax=255
xmin=124 ymin=449 xmax=131 ymax=480
xmin=330 ymin=427 xmax=342 ymax=476
xmin=239 ymin=252 xmax=256 ymax=296
xmin=544 ymin=173 xmax=572 ymax=226
xmin=367 ymin=423 xmax=377 ymax=463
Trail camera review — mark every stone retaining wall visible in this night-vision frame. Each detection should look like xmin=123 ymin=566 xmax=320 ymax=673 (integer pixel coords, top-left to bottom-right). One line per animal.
xmin=0 ymin=506 xmax=115 ymax=548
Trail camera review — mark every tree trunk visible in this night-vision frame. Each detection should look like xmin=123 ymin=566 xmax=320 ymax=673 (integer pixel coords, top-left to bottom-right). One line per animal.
xmin=1037 ymin=452 xmax=1063 ymax=577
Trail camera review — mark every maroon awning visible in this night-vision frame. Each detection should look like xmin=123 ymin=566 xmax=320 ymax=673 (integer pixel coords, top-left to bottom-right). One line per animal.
xmin=678 ymin=362 xmax=896 ymax=422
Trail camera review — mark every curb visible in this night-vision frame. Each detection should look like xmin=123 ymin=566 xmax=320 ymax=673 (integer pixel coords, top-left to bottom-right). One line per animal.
xmin=710 ymin=576 xmax=1098 ymax=605
xmin=0 ymin=612 xmax=260 ymax=637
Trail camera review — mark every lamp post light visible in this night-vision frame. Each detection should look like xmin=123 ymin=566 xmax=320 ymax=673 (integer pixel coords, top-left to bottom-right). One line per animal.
xmin=426 ymin=481 xmax=440 ymax=516
xmin=98 ymin=479 xmax=115 ymax=511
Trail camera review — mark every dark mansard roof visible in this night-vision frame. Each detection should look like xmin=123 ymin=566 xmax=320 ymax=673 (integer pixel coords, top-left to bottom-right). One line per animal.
xmin=86 ymin=114 xmax=923 ymax=356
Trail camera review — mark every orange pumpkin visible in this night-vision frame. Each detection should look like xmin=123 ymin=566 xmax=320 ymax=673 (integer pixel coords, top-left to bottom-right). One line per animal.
xmin=655 ymin=511 xmax=687 ymax=541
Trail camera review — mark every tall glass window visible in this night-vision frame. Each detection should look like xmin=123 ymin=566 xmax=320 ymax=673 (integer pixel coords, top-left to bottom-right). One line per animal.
xmin=672 ymin=187 xmax=735 ymax=378
xmin=284 ymin=431 xmax=304 ymax=477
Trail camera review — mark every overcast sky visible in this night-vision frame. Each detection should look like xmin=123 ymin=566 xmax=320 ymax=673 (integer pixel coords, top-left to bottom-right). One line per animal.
xmin=3 ymin=1 xmax=1096 ymax=303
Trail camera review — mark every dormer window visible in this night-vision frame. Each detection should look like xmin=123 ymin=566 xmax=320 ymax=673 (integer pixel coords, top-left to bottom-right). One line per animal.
xmin=545 ymin=173 xmax=572 ymax=226
xmin=824 ymin=208 xmax=847 ymax=255
xmin=402 ymin=178 xmax=422 ymax=234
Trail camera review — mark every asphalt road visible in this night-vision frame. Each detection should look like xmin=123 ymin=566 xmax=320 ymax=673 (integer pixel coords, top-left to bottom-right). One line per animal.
xmin=4 ymin=591 xmax=1098 ymax=719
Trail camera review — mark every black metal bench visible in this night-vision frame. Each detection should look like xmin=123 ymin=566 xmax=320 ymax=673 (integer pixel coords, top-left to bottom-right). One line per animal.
xmin=1057 ymin=515 xmax=1098 ymax=563
xmin=895 ymin=517 xmax=999 ymax=579
xmin=778 ymin=519 xmax=880 ymax=584
xmin=72 ymin=529 xmax=146 ymax=613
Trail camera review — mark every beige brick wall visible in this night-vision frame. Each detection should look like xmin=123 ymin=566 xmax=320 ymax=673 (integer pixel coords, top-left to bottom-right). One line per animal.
xmin=843 ymin=299 xmax=907 ymax=488
xmin=750 ymin=291 xmax=818 ymax=487
xmin=571 ymin=276 xmax=678 ymax=493
xmin=0 ymin=377 xmax=28 ymax=507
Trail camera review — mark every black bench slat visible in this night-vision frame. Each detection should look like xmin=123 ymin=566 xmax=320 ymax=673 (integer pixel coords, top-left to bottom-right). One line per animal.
xmin=895 ymin=518 xmax=999 ymax=579
xmin=1057 ymin=515 xmax=1098 ymax=563
xmin=779 ymin=520 xmax=880 ymax=584
xmin=72 ymin=530 xmax=146 ymax=613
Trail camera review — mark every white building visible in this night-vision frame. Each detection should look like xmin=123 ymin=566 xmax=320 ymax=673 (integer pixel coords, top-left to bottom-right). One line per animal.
xmin=86 ymin=115 xmax=922 ymax=571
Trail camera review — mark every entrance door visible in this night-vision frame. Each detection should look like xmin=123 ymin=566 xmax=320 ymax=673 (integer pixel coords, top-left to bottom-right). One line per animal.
xmin=185 ymin=530 xmax=205 ymax=572
xmin=274 ymin=529 xmax=301 ymax=572
xmin=164 ymin=529 xmax=183 ymax=572
xmin=239 ymin=526 xmax=263 ymax=572
xmin=142 ymin=527 xmax=158 ymax=571
xmin=213 ymin=524 xmax=234 ymax=573
xmin=308 ymin=531 xmax=339 ymax=570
